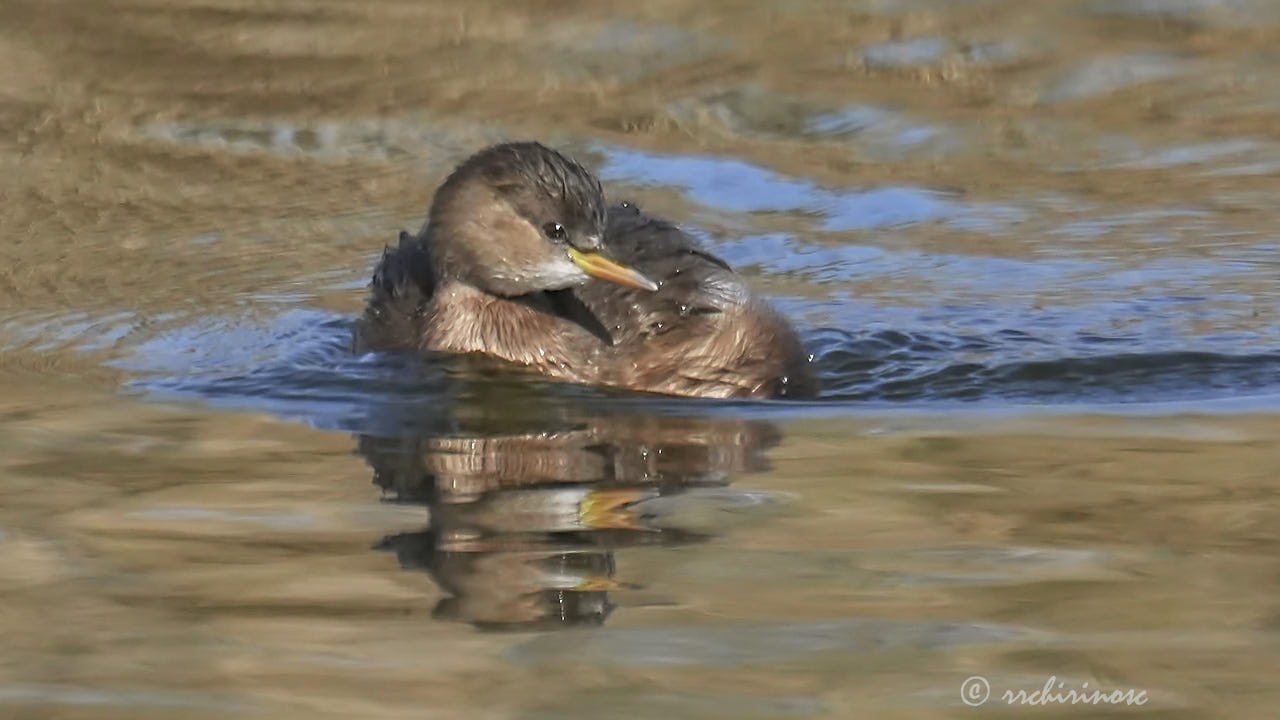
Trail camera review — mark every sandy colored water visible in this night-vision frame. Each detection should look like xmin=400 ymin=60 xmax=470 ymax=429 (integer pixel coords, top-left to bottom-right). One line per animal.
xmin=2 ymin=0 xmax=1280 ymax=718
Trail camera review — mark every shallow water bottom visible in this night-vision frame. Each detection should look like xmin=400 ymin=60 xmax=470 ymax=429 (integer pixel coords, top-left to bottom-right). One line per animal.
xmin=2 ymin=381 xmax=1277 ymax=719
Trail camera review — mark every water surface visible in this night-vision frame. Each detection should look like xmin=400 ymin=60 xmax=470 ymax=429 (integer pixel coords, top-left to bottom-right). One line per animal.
xmin=2 ymin=0 xmax=1280 ymax=717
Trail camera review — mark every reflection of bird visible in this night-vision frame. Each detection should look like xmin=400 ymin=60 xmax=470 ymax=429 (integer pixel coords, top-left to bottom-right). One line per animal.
xmin=362 ymin=410 xmax=780 ymax=630
xmin=377 ymin=530 xmax=619 ymax=630
xmin=354 ymin=142 xmax=814 ymax=398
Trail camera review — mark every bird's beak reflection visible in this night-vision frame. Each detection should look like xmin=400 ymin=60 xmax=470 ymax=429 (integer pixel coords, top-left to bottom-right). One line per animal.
xmin=567 ymin=247 xmax=659 ymax=292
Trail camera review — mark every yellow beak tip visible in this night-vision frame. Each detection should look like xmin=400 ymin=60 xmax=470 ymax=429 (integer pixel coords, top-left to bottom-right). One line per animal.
xmin=568 ymin=248 xmax=660 ymax=292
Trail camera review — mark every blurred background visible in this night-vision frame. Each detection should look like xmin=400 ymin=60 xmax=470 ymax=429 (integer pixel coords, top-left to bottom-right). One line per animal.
xmin=2 ymin=0 xmax=1279 ymax=718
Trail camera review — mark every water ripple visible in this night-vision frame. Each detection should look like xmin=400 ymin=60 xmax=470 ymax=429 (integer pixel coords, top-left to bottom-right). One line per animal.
xmin=593 ymin=145 xmax=1025 ymax=232
xmin=118 ymin=311 xmax=1280 ymax=433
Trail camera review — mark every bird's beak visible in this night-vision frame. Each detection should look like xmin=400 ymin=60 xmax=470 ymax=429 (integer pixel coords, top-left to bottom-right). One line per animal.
xmin=567 ymin=247 xmax=659 ymax=292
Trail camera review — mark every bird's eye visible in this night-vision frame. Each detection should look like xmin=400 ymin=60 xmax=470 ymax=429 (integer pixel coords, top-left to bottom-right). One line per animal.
xmin=543 ymin=222 xmax=566 ymax=241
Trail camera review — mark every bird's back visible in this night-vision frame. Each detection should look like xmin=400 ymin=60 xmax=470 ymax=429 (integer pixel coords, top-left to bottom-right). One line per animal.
xmin=353 ymin=230 xmax=436 ymax=354
xmin=572 ymin=204 xmax=814 ymax=398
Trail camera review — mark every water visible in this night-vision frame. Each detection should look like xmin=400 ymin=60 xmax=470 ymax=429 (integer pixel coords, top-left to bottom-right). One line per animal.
xmin=3 ymin=0 xmax=1280 ymax=717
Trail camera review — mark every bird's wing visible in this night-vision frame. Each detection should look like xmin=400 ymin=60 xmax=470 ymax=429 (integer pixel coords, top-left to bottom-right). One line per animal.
xmin=573 ymin=204 xmax=749 ymax=347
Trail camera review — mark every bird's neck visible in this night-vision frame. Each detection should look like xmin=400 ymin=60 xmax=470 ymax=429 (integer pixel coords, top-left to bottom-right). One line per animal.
xmin=423 ymin=281 xmax=605 ymax=379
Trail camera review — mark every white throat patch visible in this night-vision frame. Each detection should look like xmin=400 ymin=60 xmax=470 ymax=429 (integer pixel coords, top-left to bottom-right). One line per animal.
xmin=531 ymin=254 xmax=591 ymax=290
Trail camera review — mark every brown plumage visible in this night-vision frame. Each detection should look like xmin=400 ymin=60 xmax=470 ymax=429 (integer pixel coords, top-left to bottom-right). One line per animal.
xmin=354 ymin=142 xmax=815 ymax=399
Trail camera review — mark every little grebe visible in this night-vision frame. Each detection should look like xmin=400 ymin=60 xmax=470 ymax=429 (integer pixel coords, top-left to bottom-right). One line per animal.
xmin=354 ymin=142 xmax=814 ymax=399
